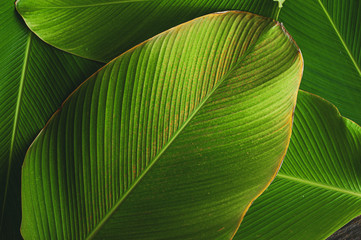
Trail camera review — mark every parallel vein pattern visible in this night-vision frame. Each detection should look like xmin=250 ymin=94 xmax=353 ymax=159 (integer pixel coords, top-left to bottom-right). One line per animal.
xmin=15 ymin=0 xmax=281 ymax=62
xmin=317 ymin=0 xmax=361 ymax=76
xmin=0 ymin=0 xmax=101 ymax=237
xmin=21 ymin=12 xmax=303 ymax=240
xmin=234 ymin=91 xmax=361 ymax=240
xmin=279 ymin=0 xmax=361 ymax=124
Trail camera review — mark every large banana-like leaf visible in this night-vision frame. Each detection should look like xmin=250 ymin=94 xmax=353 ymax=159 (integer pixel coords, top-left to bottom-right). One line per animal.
xmin=233 ymin=90 xmax=361 ymax=240
xmin=15 ymin=0 xmax=281 ymax=62
xmin=279 ymin=0 xmax=361 ymax=125
xmin=0 ymin=0 xmax=101 ymax=238
xmin=21 ymin=11 xmax=303 ymax=239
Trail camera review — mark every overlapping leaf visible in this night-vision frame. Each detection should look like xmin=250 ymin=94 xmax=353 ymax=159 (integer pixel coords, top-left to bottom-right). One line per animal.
xmin=234 ymin=90 xmax=361 ymax=240
xmin=21 ymin=12 xmax=303 ymax=239
xmin=0 ymin=0 xmax=101 ymax=238
xmin=279 ymin=0 xmax=361 ymax=125
xmin=15 ymin=0 xmax=281 ymax=62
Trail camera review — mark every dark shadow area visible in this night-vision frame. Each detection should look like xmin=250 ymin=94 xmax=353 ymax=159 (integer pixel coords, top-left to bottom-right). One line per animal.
xmin=328 ymin=216 xmax=361 ymax=240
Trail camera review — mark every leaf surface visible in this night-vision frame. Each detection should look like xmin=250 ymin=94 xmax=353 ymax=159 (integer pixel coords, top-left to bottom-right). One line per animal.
xmin=0 ymin=0 xmax=101 ymax=238
xmin=15 ymin=0 xmax=281 ymax=62
xmin=21 ymin=11 xmax=303 ymax=239
xmin=279 ymin=0 xmax=361 ymax=125
xmin=234 ymin=90 xmax=361 ymax=240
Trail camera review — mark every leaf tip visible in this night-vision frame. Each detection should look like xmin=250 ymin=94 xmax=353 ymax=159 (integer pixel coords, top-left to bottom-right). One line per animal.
xmin=275 ymin=21 xmax=302 ymax=56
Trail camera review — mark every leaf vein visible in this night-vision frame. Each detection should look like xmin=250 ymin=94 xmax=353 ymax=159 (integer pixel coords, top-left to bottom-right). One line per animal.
xmin=317 ymin=0 xmax=361 ymax=77
xmin=85 ymin=23 xmax=272 ymax=240
xmin=277 ymin=173 xmax=361 ymax=198
xmin=0 ymin=33 xmax=32 ymax=226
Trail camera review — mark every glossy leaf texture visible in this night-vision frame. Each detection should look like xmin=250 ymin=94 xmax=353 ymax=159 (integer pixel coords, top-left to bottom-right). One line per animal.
xmin=279 ymin=0 xmax=361 ymax=125
xmin=0 ymin=0 xmax=102 ymax=238
xmin=15 ymin=0 xmax=281 ymax=62
xmin=234 ymin=90 xmax=361 ymax=240
xmin=21 ymin=12 xmax=303 ymax=240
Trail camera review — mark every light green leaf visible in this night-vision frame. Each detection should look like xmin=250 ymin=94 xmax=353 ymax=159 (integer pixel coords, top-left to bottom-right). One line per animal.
xmin=0 ymin=0 xmax=102 ymax=238
xmin=15 ymin=0 xmax=281 ymax=62
xmin=21 ymin=11 xmax=303 ymax=239
xmin=274 ymin=0 xmax=285 ymax=8
xmin=234 ymin=90 xmax=361 ymax=240
xmin=279 ymin=0 xmax=361 ymax=125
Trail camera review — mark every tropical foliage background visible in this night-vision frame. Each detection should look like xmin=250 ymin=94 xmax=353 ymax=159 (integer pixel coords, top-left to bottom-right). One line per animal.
xmin=0 ymin=0 xmax=360 ymax=239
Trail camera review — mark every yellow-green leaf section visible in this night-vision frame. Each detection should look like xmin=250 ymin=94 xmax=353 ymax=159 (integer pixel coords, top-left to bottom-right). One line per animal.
xmin=21 ymin=11 xmax=303 ymax=239
xmin=234 ymin=90 xmax=361 ymax=240
xmin=15 ymin=0 xmax=281 ymax=62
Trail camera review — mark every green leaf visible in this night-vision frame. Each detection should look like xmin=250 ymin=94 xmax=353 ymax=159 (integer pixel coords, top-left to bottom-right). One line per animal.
xmin=233 ymin=90 xmax=361 ymax=240
xmin=0 ymin=0 xmax=102 ymax=238
xmin=274 ymin=0 xmax=285 ymax=8
xmin=15 ymin=0 xmax=281 ymax=62
xmin=279 ymin=0 xmax=361 ymax=125
xmin=21 ymin=11 xmax=303 ymax=239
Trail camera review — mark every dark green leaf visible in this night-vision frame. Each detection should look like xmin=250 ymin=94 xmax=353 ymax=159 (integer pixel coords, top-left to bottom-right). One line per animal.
xmin=15 ymin=0 xmax=281 ymax=62
xmin=279 ymin=0 xmax=361 ymax=125
xmin=234 ymin=90 xmax=361 ymax=240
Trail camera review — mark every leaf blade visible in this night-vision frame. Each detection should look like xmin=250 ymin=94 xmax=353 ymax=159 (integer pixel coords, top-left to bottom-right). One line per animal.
xmin=21 ymin=11 xmax=303 ymax=239
xmin=279 ymin=0 xmax=361 ymax=124
xmin=233 ymin=90 xmax=361 ymax=240
xmin=317 ymin=0 xmax=361 ymax=77
xmin=0 ymin=0 xmax=102 ymax=237
xmin=15 ymin=0 xmax=281 ymax=62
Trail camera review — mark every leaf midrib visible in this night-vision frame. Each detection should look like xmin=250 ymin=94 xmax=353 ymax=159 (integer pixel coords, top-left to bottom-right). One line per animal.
xmin=277 ymin=173 xmax=361 ymax=198
xmin=0 ymin=33 xmax=32 ymax=226
xmin=86 ymin=23 xmax=274 ymax=240
xmin=317 ymin=0 xmax=361 ymax=77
